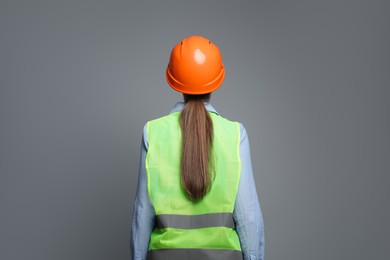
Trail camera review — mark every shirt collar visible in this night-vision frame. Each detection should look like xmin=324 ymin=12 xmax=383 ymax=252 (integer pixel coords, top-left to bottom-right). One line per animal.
xmin=169 ymin=101 xmax=220 ymax=115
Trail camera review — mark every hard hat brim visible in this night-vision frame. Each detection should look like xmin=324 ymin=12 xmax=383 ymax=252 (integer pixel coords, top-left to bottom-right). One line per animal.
xmin=166 ymin=64 xmax=225 ymax=95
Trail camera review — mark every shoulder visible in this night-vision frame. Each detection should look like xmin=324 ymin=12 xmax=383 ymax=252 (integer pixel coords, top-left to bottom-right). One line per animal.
xmin=142 ymin=112 xmax=181 ymax=148
xmin=211 ymin=113 xmax=246 ymax=139
xmin=146 ymin=112 xmax=180 ymax=128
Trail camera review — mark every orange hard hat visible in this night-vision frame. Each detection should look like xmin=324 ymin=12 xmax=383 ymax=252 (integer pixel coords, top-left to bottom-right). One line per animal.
xmin=166 ymin=35 xmax=225 ymax=94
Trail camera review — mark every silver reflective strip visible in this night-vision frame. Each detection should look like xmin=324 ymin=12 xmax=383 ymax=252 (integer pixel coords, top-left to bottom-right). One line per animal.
xmin=147 ymin=248 xmax=243 ymax=260
xmin=155 ymin=213 xmax=235 ymax=229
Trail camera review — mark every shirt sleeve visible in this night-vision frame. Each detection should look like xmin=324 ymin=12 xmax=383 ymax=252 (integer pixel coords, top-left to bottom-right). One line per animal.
xmin=130 ymin=124 xmax=156 ymax=260
xmin=233 ymin=123 xmax=265 ymax=260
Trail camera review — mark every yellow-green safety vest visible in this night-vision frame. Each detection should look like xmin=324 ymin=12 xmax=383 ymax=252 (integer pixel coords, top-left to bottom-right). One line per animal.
xmin=145 ymin=111 xmax=243 ymax=260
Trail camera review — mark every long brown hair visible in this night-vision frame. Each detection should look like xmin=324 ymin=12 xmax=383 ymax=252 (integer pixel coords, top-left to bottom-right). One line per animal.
xmin=179 ymin=93 xmax=213 ymax=201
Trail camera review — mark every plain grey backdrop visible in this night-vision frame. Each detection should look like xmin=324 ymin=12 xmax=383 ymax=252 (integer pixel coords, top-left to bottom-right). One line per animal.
xmin=1 ymin=0 xmax=389 ymax=259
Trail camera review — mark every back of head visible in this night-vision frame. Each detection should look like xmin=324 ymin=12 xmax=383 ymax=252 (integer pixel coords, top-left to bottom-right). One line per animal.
xmin=166 ymin=35 xmax=225 ymax=94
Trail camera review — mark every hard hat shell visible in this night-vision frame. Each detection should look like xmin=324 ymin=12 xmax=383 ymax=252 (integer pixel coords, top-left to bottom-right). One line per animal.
xmin=166 ymin=36 xmax=225 ymax=95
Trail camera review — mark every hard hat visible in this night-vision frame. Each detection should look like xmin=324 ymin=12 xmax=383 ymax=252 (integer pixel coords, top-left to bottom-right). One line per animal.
xmin=166 ymin=35 xmax=225 ymax=95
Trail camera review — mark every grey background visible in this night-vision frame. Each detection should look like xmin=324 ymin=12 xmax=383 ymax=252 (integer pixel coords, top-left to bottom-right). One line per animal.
xmin=0 ymin=0 xmax=389 ymax=259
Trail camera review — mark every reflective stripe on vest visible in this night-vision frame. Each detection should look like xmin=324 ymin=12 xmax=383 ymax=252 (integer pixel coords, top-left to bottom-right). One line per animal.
xmin=155 ymin=213 xmax=235 ymax=229
xmin=145 ymin=111 xmax=242 ymax=259
xmin=147 ymin=248 xmax=243 ymax=260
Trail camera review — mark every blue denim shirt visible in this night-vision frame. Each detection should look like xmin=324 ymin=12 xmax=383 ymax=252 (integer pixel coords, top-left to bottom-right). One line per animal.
xmin=130 ymin=102 xmax=265 ymax=260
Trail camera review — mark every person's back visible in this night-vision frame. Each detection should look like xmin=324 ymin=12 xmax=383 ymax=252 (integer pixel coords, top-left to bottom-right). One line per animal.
xmin=146 ymin=104 xmax=242 ymax=258
xmin=130 ymin=36 xmax=264 ymax=260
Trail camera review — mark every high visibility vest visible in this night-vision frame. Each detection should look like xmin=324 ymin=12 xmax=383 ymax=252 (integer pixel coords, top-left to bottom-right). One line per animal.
xmin=145 ymin=111 xmax=243 ymax=260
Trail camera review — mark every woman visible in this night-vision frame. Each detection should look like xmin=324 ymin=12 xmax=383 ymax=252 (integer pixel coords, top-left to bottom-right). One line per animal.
xmin=130 ymin=36 xmax=264 ymax=260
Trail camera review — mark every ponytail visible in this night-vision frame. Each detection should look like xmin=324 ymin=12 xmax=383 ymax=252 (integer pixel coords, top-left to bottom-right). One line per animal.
xmin=179 ymin=94 xmax=213 ymax=201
